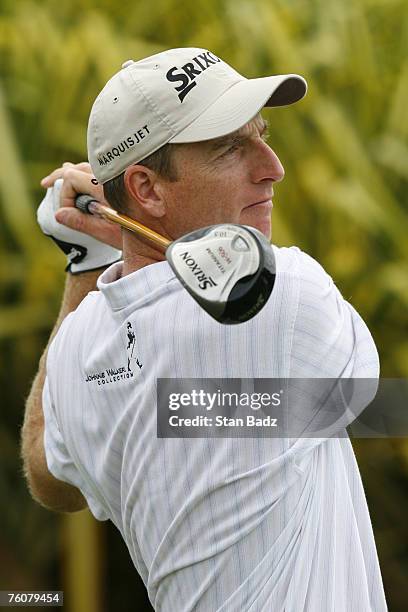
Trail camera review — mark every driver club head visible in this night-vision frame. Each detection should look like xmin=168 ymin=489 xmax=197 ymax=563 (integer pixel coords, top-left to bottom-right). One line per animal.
xmin=166 ymin=224 xmax=276 ymax=324
xmin=73 ymin=195 xmax=276 ymax=324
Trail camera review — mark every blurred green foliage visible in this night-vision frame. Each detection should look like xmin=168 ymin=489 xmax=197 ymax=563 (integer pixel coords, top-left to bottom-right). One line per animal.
xmin=0 ymin=0 xmax=407 ymax=610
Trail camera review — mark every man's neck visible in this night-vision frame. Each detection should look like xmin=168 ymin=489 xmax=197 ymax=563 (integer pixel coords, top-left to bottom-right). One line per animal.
xmin=121 ymin=230 xmax=166 ymax=277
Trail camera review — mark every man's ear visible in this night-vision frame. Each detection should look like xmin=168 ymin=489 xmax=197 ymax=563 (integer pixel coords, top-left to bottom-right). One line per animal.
xmin=124 ymin=165 xmax=166 ymax=218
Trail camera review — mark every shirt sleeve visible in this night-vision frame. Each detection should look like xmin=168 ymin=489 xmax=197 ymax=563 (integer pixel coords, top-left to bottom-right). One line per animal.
xmin=42 ymin=373 xmax=84 ymax=489
xmin=290 ymin=251 xmax=379 ymax=380
xmin=42 ymin=327 xmax=109 ymax=521
xmin=286 ymin=250 xmax=379 ymax=457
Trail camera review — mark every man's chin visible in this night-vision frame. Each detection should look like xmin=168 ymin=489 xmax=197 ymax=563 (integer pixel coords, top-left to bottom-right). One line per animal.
xmin=239 ymin=212 xmax=271 ymax=241
xmin=257 ymin=224 xmax=271 ymax=241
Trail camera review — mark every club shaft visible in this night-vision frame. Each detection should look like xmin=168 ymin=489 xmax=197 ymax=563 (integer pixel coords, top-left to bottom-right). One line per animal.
xmin=77 ymin=197 xmax=171 ymax=249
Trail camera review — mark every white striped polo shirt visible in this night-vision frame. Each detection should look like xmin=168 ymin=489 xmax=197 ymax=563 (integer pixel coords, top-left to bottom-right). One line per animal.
xmin=43 ymin=245 xmax=388 ymax=611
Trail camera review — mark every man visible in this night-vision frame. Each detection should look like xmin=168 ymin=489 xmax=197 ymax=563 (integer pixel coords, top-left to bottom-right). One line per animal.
xmin=22 ymin=48 xmax=388 ymax=610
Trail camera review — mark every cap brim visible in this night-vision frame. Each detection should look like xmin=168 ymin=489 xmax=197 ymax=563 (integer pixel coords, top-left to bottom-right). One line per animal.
xmin=170 ymin=74 xmax=307 ymax=144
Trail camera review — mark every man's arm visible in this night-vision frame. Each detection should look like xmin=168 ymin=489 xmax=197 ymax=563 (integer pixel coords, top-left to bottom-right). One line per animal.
xmin=21 ymin=270 xmax=101 ymax=513
xmin=21 ymin=270 xmax=101 ymax=512
xmin=22 ymin=162 xmax=122 ymax=512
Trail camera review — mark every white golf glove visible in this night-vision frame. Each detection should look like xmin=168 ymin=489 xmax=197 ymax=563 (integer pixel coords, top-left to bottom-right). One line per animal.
xmin=37 ymin=178 xmax=122 ymax=274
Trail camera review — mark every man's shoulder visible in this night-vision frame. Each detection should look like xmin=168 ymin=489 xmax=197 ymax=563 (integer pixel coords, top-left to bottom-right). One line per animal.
xmin=49 ymin=291 xmax=104 ymax=353
xmin=274 ymin=245 xmax=345 ymax=332
xmin=68 ymin=290 xmax=103 ymax=325
xmin=273 ymin=245 xmax=332 ymax=286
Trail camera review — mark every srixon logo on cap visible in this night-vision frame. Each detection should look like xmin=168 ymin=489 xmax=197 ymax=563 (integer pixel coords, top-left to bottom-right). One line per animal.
xmin=166 ymin=51 xmax=221 ymax=102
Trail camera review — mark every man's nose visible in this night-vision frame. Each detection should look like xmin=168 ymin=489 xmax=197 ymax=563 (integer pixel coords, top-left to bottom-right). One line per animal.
xmin=252 ymin=141 xmax=285 ymax=184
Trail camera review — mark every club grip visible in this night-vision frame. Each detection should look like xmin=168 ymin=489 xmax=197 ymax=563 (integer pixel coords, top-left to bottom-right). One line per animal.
xmin=75 ymin=194 xmax=98 ymax=214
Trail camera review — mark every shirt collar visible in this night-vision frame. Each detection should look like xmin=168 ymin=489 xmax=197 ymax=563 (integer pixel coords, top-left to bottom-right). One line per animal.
xmin=97 ymin=261 xmax=176 ymax=311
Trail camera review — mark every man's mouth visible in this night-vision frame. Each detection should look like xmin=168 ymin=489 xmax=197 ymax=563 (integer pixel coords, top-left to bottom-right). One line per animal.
xmin=244 ymin=198 xmax=273 ymax=209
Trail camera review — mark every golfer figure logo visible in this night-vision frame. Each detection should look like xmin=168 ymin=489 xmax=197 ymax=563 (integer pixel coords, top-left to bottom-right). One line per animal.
xmin=126 ymin=322 xmax=143 ymax=372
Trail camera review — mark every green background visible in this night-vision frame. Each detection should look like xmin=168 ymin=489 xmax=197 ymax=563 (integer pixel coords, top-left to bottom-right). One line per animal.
xmin=0 ymin=0 xmax=407 ymax=610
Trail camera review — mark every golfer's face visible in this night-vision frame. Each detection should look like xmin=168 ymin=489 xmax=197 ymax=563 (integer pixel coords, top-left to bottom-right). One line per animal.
xmin=161 ymin=114 xmax=284 ymax=240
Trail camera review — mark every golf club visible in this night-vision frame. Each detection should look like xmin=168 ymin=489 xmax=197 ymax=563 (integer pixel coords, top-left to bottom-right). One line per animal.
xmin=75 ymin=194 xmax=276 ymax=324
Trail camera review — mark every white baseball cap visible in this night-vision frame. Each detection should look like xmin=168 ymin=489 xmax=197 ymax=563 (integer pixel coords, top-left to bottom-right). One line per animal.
xmin=87 ymin=47 xmax=307 ymax=183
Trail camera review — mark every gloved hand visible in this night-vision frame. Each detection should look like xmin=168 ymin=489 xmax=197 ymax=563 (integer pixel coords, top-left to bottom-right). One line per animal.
xmin=37 ymin=178 xmax=122 ymax=274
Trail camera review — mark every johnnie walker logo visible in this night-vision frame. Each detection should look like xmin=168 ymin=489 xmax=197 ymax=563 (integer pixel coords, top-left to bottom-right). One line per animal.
xmin=84 ymin=321 xmax=143 ymax=385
